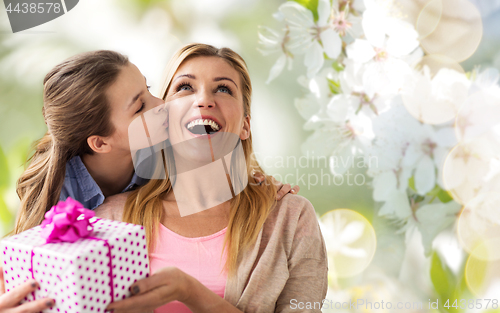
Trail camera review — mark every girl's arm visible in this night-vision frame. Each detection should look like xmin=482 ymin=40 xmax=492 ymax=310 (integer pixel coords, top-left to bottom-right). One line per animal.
xmin=0 ymin=268 xmax=55 ymax=312
xmin=94 ymin=192 xmax=129 ymax=221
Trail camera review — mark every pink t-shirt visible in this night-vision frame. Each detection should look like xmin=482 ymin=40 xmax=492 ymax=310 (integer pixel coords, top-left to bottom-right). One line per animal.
xmin=149 ymin=223 xmax=228 ymax=313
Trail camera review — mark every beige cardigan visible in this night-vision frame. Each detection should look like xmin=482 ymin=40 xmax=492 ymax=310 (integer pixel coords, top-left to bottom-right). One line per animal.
xmin=224 ymin=194 xmax=328 ymax=312
xmin=97 ymin=193 xmax=328 ymax=312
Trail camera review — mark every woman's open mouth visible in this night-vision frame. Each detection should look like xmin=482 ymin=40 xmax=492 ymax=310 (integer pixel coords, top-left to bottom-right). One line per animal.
xmin=186 ymin=118 xmax=221 ymax=136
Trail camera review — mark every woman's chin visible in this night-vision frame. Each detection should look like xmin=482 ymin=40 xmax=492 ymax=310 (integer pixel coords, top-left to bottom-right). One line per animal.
xmin=172 ymin=147 xmax=215 ymax=169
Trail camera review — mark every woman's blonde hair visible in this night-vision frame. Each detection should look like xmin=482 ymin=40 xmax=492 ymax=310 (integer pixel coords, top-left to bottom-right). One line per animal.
xmin=122 ymin=43 xmax=277 ymax=276
xmin=15 ymin=50 xmax=129 ymax=234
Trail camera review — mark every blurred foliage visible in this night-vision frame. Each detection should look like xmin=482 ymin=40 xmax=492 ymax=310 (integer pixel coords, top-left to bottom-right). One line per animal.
xmin=117 ymin=0 xmax=170 ymax=17
xmin=431 ymin=251 xmax=466 ymax=313
xmin=0 ymin=145 xmax=14 ymax=232
xmin=0 ymin=138 xmax=32 ymax=236
xmin=430 ymin=251 xmax=500 ymax=313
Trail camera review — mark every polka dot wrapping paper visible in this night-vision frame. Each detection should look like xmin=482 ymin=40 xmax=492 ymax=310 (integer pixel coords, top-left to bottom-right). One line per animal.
xmin=0 ymin=218 xmax=150 ymax=313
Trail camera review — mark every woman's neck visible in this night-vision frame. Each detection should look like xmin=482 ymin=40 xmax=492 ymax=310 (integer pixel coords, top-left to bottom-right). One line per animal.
xmin=167 ymin=166 xmax=233 ymax=217
xmin=81 ymin=152 xmax=134 ymax=197
xmin=163 ymin=193 xmax=231 ymax=219
xmin=162 ymin=147 xmax=242 ymax=218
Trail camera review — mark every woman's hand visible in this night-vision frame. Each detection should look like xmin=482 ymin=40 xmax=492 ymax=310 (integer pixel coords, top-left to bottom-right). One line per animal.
xmin=0 ymin=267 xmax=55 ymax=313
xmin=252 ymin=172 xmax=300 ymax=200
xmin=0 ymin=269 xmax=4 ymax=295
xmin=106 ymin=267 xmax=191 ymax=313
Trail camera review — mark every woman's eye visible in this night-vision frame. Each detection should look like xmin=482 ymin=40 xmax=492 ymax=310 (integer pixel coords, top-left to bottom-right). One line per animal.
xmin=217 ymin=85 xmax=232 ymax=94
xmin=135 ymin=103 xmax=145 ymax=114
xmin=177 ymin=83 xmax=192 ymax=92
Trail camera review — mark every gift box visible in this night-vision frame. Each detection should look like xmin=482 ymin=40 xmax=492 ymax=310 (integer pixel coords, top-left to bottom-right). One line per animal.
xmin=1 ymin=198 xmax=150 ymax=313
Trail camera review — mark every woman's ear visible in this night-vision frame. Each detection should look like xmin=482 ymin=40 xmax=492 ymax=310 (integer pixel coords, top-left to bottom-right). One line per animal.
xmin=240 ymin=115 xmax=251 ymax=140
xmin=87 ymin=135 xmax=112 ymax=154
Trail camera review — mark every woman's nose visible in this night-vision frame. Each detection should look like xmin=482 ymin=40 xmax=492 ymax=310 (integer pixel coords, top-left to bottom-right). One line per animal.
xmin=194 ymin=90 xmax=215 ymax=109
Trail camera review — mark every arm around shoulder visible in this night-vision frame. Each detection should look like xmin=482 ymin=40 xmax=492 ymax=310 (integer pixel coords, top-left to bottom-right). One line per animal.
xmin=94 ymin=192 xmax=130 ymax=221
xmin=276 ymin=195 xmax=328 ymax=312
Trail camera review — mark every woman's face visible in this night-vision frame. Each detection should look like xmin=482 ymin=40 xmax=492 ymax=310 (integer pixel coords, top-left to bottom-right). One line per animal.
xmin=164 ymin=56 xmax=250 ymax=163
xmin=105 ymin=62 xmax=166 ymax=154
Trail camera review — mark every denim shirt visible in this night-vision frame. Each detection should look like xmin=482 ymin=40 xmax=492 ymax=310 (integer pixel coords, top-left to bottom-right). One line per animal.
xmin=59 ymin=156 xmax=148 ymax=210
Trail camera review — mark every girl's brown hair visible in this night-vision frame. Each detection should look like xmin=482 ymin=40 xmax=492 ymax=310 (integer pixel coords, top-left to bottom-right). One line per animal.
xmin=15 ymin=50 xmax=129 ymax=234
xmin=122 ymin=43 xmax=277 ymax=276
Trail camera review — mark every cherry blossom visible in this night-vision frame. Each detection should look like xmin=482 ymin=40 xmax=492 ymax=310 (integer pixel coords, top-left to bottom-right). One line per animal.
xmin=260 ymin=0 xmax=500 ymax=286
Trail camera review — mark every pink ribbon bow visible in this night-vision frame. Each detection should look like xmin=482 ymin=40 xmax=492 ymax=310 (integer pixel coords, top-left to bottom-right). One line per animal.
xmin=40 ymin=197 xmax=95 ymax=243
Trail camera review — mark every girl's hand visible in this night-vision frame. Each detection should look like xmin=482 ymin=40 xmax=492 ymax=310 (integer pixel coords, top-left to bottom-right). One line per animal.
xmin=252 ymin=172 xmax=300 ymax=200
xmin=0 ymin=268 xmax=55 ymax=313
xmin=106 ymin=267 xmax=191 ymax=313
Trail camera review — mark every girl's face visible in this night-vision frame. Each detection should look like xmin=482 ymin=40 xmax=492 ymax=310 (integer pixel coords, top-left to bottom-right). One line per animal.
xmin=164 ymin=56 xmax=250 ymax=163
xmin=105 ymin=62 xmax=165 ymax=155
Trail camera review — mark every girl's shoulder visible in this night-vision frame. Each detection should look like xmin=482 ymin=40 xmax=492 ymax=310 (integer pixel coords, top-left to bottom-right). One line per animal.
xmin=94 ymin=192 xmax=130 ymax=221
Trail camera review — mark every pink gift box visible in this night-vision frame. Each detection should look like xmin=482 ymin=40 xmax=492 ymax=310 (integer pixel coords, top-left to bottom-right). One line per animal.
xmin=1 ymin=218 xmax=150 ymax=313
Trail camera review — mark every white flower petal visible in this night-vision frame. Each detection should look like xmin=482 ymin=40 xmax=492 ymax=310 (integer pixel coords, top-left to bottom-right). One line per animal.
xmin=443 ymin=156 xmax=466 ymax=190
xmin=372 ymin=171 xmax=397 ymax=201
xmin=304 ymin=41 xmax=325 ymax=77
xmin=301 ymin=127 xmax=341 ymax=155
xmin=433 ymin=127 xmax=457 ymax=147
xmin=258 ymin=26 xmax=280 ymax=47
xmin=346 ymin=39 xmax=376 ymax=63
xmin=385 ymin=19 xmax=419 ymax=57
xmin=326 ymin=95 xmax=354 ymax=123
xmin=414 ymin=155 xmax=436 ymax=195
xmin=330 ymin=144 xmax=354 ymax=175
xmin=339 ymin=59 xmax=364 ymax=94
xmin=434 ymin=147 xmax=448 ymax=188
xmin=402 ymin=143 xmax=423 ymax=169
xmin=363 ymin=58 xmax=412 ymax=98
xmin=266 ymin=54 xmax=287 ymax=84
xmin=286 ymin=56 xmax=293 ymax=70
xmin=317 ymin=0 xmax=331 ymax=26
xmin=362 ymin=9 xmax=385 ymax=48
xmin=321 ymin=28 xmax=342 ymax=59
xmin=295 ymin=94 xmax=321 ymax=120
xmin=379 ymin=191 xmax=412 ymax=219
xmin=272 ymin=11 xmax=284 ymax=21
xmin=279 ymin=2 xmax=315 ymax=28
xmin=415 ymin=202 xmax=462 ymax=256
xmin=363 ymin=0 xmax=376 ymax=11
xmin=353 ymin=0 xmax=366 ymax=12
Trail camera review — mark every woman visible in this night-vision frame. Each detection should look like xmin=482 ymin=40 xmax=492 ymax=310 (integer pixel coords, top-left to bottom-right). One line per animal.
xmin=96 ymin=44 xmax=328 ymax=313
